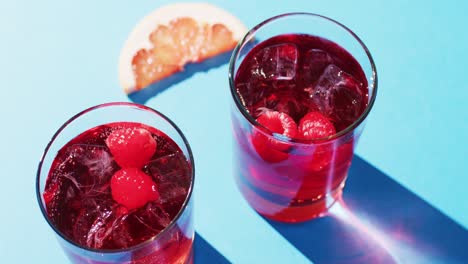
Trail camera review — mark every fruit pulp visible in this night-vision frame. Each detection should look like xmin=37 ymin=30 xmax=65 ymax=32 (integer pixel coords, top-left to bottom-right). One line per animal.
xmin=43 ymin=122 xmax=193 ymax=263
xmin=132 ymin=17 xmax=238 ymax=90
xmin=233 ymin=34 xmax=369 ymax=222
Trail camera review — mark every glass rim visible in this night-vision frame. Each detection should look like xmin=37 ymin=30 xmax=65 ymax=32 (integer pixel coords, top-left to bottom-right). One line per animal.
xmin=35 ymin=102 xmax=195 ymax=254
xmin=228 ymin=12 xmax=378 ymax=144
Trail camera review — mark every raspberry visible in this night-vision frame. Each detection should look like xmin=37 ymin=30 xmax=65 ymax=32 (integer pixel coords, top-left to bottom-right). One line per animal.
xmin=106 ymin=127 xmax=157 ymax=168
xmin=297 ymin=112 xmax=337 ymax=171
xmin=298 ymin=112 xmax=336 ymax=140
xmin=111 ymin=168 xmax=159 ymax=210
xmin=252 ymin=110 xmax=297 ymax=163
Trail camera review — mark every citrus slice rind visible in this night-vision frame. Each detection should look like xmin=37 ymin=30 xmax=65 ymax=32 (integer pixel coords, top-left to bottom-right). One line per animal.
xmin=119 ymin=3 xmax=247 ymax=93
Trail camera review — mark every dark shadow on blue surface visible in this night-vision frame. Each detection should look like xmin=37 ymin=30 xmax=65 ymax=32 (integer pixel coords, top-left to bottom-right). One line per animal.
xmin=265 ymin=156 xmax=468 ymax=264
xmin=194 ymin=232 xmax=231 ymax=263
xmin=128 ymin=51 xmax=232 ymax=104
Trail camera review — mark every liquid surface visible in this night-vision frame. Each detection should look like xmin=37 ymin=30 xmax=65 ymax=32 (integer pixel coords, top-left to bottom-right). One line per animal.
xmin=235 ymin=34 xmax=368 ymax=132
xmin=43 ymin=122 xmax=192 ymax=250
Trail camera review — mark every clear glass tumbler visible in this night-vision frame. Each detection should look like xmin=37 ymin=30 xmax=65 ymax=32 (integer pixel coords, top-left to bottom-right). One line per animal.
xmin=229 ymin=13 xmax=377 ymax=222
xmin=36 ymin=102 xmax=195 ymax=263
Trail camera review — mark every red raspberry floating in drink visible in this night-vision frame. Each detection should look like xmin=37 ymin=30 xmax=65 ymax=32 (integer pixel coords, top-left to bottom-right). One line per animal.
xmin=252 ymin=110 xmax=297 ymax=163
xmin=106 ymin=127 xmax=157 ymax=168
xmin=298 ymin=112 xmax=336 ymax=171
xmin=298 ymin=111 xmax=336 ymax=140
xmin=111 ymin=168 xmax=159 ymax=210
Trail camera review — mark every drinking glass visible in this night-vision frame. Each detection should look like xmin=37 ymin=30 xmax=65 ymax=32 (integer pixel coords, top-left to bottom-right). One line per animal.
xmin=36 ymin=102 xmax=195 ymax=263
xmin=229 ymin=13 xmax=377 ymax=222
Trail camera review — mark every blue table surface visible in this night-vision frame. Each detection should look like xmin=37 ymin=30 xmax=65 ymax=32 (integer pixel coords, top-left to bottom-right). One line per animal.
xmin=1 ymin=0 xmax=467 ymax=263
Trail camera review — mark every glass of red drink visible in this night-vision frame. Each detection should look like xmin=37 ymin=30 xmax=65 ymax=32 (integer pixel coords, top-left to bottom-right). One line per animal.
xmin=229 ymin=13 xmax=377 ymax=223
xmin=36 ymin=102 xmax=195 ymax=263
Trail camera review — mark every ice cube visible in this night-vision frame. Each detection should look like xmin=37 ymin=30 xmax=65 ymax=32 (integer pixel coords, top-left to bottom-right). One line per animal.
xmin=306 ymin=49 xmax=332 ymax=65
xmin=131 ymin=203 xmax=172 ymax=234
xmin=302 ymin=49 xmax=333 ymax=86
xmin=252 ymin=43 xmax=298 ymax=80
xmin=110 ymin=215 xmax=134 ymax=249
xmin=145 ymin=153 xmax=190 ymax=186
xmin=144 ymin=153 xmax=190 ymax=216
xmin=308 ymin=64 xmax=363 ymax=119
xmin=158 ymin=182 xmax=187 ymax=204
xmin=86 ymin=207 xmax=114 ymax=248
xmin=73 ymin=202 xmax=132 ymax=249
xmin=67 ymin=144 xmax=118 ymax=184
xmin=90 ymin=212 xmax=132 ymax=249
xmin=257 ymin=91 xmax=310 ymax=123
xmin=236 ymin=80 xmax=276 ymax=110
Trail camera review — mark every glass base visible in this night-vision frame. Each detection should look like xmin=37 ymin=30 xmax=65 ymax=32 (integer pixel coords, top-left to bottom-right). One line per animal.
xmin=239 ymin=179 xmax=345 ymax=223
xmin=64 ymin=237 xmax=194 ymax=264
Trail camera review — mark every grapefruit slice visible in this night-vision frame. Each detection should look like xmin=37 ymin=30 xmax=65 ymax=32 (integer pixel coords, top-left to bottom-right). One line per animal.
xmin=119 ymin=3 xmax=247 ymax=93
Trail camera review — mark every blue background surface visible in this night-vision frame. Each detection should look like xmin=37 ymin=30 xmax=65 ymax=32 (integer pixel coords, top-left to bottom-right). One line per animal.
xmin=0 ymin=0 xmax=467 ymax=263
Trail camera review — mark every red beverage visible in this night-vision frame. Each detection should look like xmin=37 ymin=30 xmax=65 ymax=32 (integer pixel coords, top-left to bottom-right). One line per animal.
xmin=37 ymin=103 xmax=195 ymax=264
xmin=230 ymin=14 xmax=376 ymax=223
xmin=235 ymin=34 xmax=368 ymax=131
